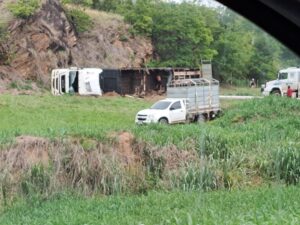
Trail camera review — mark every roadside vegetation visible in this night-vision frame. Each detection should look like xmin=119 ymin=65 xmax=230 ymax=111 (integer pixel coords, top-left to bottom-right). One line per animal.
xmin=1 ymin=94 xmax=300 ymax=214
xmin=1 ymin=186 xmax=299 ymax=224
xmin=220 ymin=86 xmax=262 ymax=96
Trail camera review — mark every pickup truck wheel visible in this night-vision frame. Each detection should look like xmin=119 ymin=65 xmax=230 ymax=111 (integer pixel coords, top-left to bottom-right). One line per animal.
xmin=159 ymin=118 xmax=168 ymax=124
xmin=271 ymin=90 xmax=281 ymax=96
xmin=196 ymin=114 xmax=206 ymax=123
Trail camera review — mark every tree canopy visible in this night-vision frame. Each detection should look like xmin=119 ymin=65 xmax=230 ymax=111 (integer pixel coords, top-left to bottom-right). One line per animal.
xmin=66 ymin=0 xmax=300 ymax=83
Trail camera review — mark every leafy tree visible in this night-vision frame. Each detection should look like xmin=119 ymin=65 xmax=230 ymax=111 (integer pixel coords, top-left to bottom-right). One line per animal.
xmin=213 ymin=10 xmax=254 ymax=83
xmin=248 ymin=33 xmax=281 ymax=82
xmin=119 ymin=0 xmax=156 ymax=36
xmin=91 ymin=0 xmax=125 ymax=12
xmin=65 ymin=9 xmax=93 ymax=33
xmin=150 ymin=2 xmax=216 ymax=67
xmin=59 ymin=0 xmax=299 ymax=83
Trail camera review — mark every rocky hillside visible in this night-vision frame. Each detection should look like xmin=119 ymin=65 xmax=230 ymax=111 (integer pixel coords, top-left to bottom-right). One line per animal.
xmin=0 ymin=0 xmax=153 ymax=88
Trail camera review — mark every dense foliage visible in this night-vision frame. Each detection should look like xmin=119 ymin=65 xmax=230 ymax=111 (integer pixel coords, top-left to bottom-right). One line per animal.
xmin=67 ymin=0 xmax=300 ymax=83
xmin=65 ymin=8 xmax=93 ymax=33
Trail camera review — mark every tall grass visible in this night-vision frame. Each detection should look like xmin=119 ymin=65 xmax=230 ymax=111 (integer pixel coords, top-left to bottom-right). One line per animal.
xmin=1 ymin=186 xmax=299 ymax=225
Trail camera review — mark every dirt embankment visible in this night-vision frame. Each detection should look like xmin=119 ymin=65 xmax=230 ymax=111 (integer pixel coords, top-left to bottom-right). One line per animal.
xmin=0 ymin=133 xmax=198 ymax=200
xmin=0 ymin=0 xmax=153 ymax=90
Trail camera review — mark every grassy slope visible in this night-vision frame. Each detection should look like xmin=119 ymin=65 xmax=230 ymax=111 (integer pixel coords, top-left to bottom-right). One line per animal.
xmin=1 ymin=94 xmax=300 ymax=163
xmin=1 ymin=94 xmax=300 ymax=187
xmin=1 ymin=93 xmax=300 ymax=223
xmin=0 ymin=94 xmax=150 ymax=143
xmin=1 ymin=186 xmax=299 ymax=225
xmin=0 ymin=93 xmax=234 ymax=149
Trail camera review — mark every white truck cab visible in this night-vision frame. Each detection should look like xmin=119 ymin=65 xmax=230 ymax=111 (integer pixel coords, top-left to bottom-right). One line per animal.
xmin=135 ymin=98 xmax=188 ymax=124
xmin=51 ymin=68 xmax=103 ymax=96
xmin=262 ymin=67 xmax=300 ymax=97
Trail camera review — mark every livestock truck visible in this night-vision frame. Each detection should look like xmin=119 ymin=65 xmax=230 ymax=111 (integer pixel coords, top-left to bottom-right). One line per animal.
xmin=261 ymin=67 xmax=300 ymax=97
xmin=135 ymin=78 xmax=220 ymax=124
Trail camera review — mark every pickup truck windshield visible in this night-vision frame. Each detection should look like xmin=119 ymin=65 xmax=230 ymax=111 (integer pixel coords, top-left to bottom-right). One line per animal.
xmin=278 ymin=72 xmax=288 ymax=80
xmin=151 ymin=101 xmax=172 ymax=110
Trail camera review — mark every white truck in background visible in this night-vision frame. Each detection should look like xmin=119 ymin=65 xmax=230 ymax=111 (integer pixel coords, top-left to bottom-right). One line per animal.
xmin=135 ymin=78 xmax=220 ymax=124
xmin=261 ymin=67 xmax=300 ymax=97
xmin=51 ymin=68 xmax=103 ymax=96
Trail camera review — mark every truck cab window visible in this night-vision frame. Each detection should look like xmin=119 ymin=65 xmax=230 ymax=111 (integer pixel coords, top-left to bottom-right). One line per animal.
xmin=69 ymin=71 xmax=78 ymax=93
xmin=278 ymin=72 xmax=288 ymax=80
xmin=170 ymin=101 xmax=181 ymax=110
xmin=61 ymin=75 xmax=66 ymax=93
xmin=151 ymin=101 xmax=171 ymax=110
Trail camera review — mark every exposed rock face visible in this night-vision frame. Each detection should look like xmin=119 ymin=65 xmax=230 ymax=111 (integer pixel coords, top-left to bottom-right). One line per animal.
xmin=71 ymin=10 xmax=153 ymax=69
xmin=0 ymin=0 xmax=153 ymax=87
xmin=0 ymin=0 xmax=77 ymax=84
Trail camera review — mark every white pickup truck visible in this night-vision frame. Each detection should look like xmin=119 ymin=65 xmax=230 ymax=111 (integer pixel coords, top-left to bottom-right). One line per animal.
xmin=135 ymin=78 xmax=220 ymax=124
xmin=136 ymin=98 xmax=191 ymax=124
xmin=261 ymin=67 xmax=300 ymax=97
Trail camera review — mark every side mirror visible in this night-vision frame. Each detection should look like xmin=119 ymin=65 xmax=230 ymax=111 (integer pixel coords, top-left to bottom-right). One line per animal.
xmin=170 ymin=107 xmax=175 ymax=111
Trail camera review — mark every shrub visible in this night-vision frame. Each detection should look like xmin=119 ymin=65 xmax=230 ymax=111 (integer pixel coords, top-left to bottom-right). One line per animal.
xmin=202 ymin=131 xmax=231 ymax=160
xmin=8 ymin=0 xmax=40 ymax=19
xmin=132 ymin=15 xmax=153 ymax=37
xmin=65 ymin=8 xmax=92 ymax=34
xmin=176 ymin=164 xmax=217 ymax=191
xmin=119 ymin=34 xmax=129 ymax=42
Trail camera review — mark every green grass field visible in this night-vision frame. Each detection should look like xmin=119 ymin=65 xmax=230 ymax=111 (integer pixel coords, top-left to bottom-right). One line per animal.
xmin=220 ymin=86 xmax=262 ymax=96
xmin=1 ymin=93 xmax=300 ymax=223
xmin=1 ymin=186 xmax=299 ymax=225
xmin=0 ymin=94 xmax=150 ymax=143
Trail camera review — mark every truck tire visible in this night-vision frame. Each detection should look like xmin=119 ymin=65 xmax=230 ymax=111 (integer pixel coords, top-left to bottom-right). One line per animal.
xmin=271 ymin=90 xmax=281 ymax=96
xmin=196 ymin=114 xmax=206 ymax=123
xmin=159 ymin=118 xmax=168 ymax=124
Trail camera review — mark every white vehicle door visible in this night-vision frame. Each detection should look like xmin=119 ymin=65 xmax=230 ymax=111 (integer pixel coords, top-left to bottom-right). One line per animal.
xmin=78 ymin=70 xmax=102 ymax=95
xmin=169 ymin=101 xmax=186 ymax=123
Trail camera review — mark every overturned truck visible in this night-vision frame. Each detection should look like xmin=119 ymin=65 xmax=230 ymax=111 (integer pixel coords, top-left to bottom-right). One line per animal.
xmin=51 ymin=64 xmax=213 ymax=96
xmin=51 ymin=67 xmax=172 ymax=96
